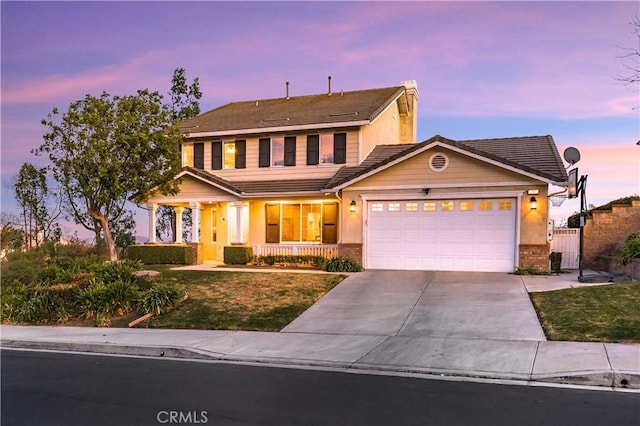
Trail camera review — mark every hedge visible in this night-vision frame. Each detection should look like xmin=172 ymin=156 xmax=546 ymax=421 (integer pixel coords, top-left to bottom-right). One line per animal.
xmin=224 ymin=246 xmax=254 ymax=265
xmin=127 ymin=244 xmax=195 ymax=265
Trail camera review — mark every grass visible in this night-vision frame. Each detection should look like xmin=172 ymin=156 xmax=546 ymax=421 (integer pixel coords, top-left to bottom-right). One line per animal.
xmin=530 ymin=282 xmax=640 ymax=343
xmin=138 ymin=267 xmax=344 ymax=331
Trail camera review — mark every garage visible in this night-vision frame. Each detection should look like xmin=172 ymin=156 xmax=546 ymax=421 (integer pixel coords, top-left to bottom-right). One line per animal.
xmin=366 ymin=198 xmax=517 ymax=272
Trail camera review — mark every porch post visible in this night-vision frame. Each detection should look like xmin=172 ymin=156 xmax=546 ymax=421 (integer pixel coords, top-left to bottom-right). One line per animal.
xmin=233 ymin=201 xmax=245 ymax=244
xmin=174 ymin=207 xmax=184 ymax=243
xmin=148 ymin=203 xmax=157 ymax=243
xmin=189 ymin=202 xmax=201 ymax=243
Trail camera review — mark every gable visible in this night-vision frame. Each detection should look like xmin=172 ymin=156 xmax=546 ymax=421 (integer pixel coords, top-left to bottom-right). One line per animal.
xmin=345 ymin=147 xmax=540 ymax=189
xmin=147 ymin=175 xmax=240 ymax=203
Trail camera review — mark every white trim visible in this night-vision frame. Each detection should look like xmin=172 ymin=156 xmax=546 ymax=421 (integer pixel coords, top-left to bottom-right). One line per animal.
xmin=334 ymin=141 xmax=566 ymax=190
xmin=147 ymin=196 xmax=240 ymax=204
xmin=359 ymin=190 xmax=525 ymax=201
xmin=184 ymin=120 xmax=369 ymax=139
xmin=346 ymin=181 xmax=538 ymax=191
xmin=175 ymin=169 xmax=243 ymax=197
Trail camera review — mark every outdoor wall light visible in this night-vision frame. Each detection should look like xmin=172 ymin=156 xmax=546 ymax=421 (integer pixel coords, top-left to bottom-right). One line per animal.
xmin=349 ymin=200 xmax=357 ymax=213
xmin=530 ymin=196 xmax=538 ymax=210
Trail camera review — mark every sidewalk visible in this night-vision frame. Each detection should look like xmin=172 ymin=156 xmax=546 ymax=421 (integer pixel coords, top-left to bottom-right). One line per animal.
xmin=1 ymin=269 xmax=638 ymax=390
xmin=2 ymin=324 xmax=638 ymax=390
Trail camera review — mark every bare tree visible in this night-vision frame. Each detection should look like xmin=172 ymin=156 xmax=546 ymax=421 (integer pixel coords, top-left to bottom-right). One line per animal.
xmin=618 ymin=15 xmax=640 ymax=86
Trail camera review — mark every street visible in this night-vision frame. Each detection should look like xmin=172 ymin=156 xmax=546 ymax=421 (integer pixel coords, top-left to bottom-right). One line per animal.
xmin=2 ymin=349 xmax=638 ymax=426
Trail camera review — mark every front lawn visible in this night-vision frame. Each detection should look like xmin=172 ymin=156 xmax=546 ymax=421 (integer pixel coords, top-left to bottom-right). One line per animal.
xmin=530 ymin=282 xmax=640 ymax=343
xmin=140 ymin=268 xmax=344 ymax=331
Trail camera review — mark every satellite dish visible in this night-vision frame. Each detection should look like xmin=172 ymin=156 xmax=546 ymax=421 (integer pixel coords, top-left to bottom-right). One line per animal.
xmin=563 ymin=147 xmax=581 ymax=165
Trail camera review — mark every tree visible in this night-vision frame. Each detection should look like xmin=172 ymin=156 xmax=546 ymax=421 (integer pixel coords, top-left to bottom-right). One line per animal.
xmin=618 ymin=14 xmax=640 ymax=86
xmin=13 ymin=163 xmax=61 ymax=248
xmin=37 ymin=90 xmax=183 ymax=261
xmin=169 ymin=67 xmax=203 ymax=121
xmin=157 ymin=67 xmax=202 ymax=241
xmin=1 ymin=213 xmax=24 ymax=251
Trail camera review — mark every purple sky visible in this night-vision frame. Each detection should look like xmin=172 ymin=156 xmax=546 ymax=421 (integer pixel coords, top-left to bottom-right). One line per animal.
xmin=2 ymin=1 xmax=639 ymax=237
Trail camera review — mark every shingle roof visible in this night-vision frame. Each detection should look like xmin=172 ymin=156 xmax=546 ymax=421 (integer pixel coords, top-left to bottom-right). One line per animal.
xmin=328 ymin=135 xmax=568 ymax=188
xmin=179 ymin=86 xmax=406 ymax=135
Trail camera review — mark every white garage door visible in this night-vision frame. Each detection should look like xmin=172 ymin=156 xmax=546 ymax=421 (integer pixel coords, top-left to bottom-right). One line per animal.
xmin=366 ymin=199 xmax=516 ymax=272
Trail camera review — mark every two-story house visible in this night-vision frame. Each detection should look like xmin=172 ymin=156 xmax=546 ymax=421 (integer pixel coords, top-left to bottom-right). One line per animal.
xmin=145 ymin=80 xmax=568 ymax=272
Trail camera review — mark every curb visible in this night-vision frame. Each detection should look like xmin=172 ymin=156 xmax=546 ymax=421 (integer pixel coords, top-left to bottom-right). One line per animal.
xmin=3 ymin=339 xmax=638 ymax=390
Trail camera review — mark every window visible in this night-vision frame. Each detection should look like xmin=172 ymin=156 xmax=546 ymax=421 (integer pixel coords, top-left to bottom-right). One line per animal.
xmin=264 ymin=202 xmax=338 ymax=244
xmin=307 ymin=133 xmax=346 ymax=165
xmin=423 ymin=202 xmax=436 ymax=211
xmin=499 ymin=200 xmax=513 ymax=210
xmin=224 ymin=142 xmax=236 ymax=169
xmin=406 ymin=202 xmax=418 ymax=212
xmin=212 ymin=140 xmax=245 ymax=170
xmin=260 ymin=136 xmax=296 ymax=167
xmin=182 ymin=143 xmax=194 ymax=167
xmin=479 ymin=201 xmax=493 ymax=211
xmin=460 ymin=201 xmax=474 ymax=211
xmin=441 ymin=201 xmax=455 ymax=211
xmin=388 ymin=203 xmax=400 ymax=212
xmin=211 ymin=210 xmax=217 ymax=243
xmin=371 ymin=203 xmax=384 ymax=212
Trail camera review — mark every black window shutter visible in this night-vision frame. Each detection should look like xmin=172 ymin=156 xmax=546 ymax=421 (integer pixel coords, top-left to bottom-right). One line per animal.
xmin=322 ymin=202 xmax=338 ymax=244
xmin=265 ymin=204 xmax=280 ymax=243
xmin=284 ymin=136 xmax=296 ymax=166
xmin=193 ymin=143 xmax=204 ymax=169
xmin=235 ymin=140 xmax=246 ymax=169
xmin=211 ymin=142 xmax=222 ymax=170
xmin=334 ymin=133 xmax=347 ymax=164
xmin=307 ymin=135 xmax=319 ymax=165
xmin=259 ymin=138 xmax=271 ymax=168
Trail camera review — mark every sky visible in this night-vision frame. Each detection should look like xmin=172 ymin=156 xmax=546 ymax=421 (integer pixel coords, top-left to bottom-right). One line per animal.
xmin=1 ymin=1 xmax=639 ymax=238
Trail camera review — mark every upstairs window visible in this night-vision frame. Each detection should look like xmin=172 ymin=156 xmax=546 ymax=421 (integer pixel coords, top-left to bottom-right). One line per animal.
xmin=212 ymin=140 xmax=245 ymax=170
xmin=260 ymin=136 xmax=296 ymax=168
xmin=182 ymin=143 xmax=194 ymax=167
xmin=307 ymin=133 xmax=346 ymax=165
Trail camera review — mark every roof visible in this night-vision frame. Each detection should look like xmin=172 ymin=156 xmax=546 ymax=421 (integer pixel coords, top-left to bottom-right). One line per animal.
xmin=328 ymin=135 xmax=568 ymax=188
xmin=178 ymin=86 xmax=406 ymax=136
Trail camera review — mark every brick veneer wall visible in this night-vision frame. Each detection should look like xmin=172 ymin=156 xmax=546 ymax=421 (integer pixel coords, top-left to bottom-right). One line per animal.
xmin=519 ymin=244 xmax=550 ymax=271
xmin=338 ymin=243 xmax=363 ymax=265
xmin=584 ymin=200 xmax=640 ymax=270
xmin=188 ymin=243 xmax=204 ymax=265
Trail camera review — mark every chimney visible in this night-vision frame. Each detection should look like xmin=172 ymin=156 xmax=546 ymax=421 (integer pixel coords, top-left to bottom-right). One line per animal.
xmin=328 ymin=76 xmax=332 ymax=95
xmin=400 ymin=80 xmax=419 ymax=144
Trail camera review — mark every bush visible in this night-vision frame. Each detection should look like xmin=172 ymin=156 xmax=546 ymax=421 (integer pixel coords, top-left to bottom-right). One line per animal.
xmin=77 ymin=279 xmax=139 ymax=319
xmin=138 ymin=284 xmax=185 ymax=315
xmin=256 ymin=255 xmax=326 ymax=268
xmin=1 ymin=284 xmax=29 ymax=322
xmin=323 ymin=256 xmax=362 ymax=272
xmin=94 ymin=260 xmax=142 ymax=283
xmin=224 ymin=246 xmax=253 ymax=265
xmin=620 ymin=233 xmax=640 ymax=265
xmin=127 ymin=244 xmax=195 ymax=265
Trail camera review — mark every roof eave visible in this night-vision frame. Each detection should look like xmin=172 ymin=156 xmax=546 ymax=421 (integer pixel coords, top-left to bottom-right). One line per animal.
xmin=182 ymin=120 xmax=371 ymax=139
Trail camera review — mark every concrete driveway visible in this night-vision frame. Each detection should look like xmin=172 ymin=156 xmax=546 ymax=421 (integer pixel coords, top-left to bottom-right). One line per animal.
xmin=282 ymin=270 xmax=546 ymax=341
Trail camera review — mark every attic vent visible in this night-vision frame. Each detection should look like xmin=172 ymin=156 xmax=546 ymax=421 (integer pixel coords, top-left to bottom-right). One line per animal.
xmin=429 ymin=153 xmax=449 ymax=172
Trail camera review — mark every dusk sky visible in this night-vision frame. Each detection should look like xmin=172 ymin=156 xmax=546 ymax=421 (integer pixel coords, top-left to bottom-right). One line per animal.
xmin=2 ymin=1 xmax=639 ymax=238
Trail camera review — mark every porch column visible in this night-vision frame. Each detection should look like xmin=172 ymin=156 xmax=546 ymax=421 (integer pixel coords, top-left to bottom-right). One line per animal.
xmin=233 ymin=201 xmax=246 ymax=244
xmin=174 ymin=207 xmax=184 ymax=243
xmin=189 ymin=202 xmax=201 ymax=243
xmin=148 ymin=203 xmax=157 ymax=243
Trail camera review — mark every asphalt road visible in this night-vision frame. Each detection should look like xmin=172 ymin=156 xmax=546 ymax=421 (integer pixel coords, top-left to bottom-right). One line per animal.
xmin=2 ymin=349 xmax=638 ymax=426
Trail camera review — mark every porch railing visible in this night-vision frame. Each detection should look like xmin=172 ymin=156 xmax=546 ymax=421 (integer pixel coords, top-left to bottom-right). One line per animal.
xmin=253 ymin=244 xmax=339 ymax=258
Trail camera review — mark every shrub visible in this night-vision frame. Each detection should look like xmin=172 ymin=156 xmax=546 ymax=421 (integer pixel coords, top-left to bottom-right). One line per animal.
xmin=77 ymin=281 xmax=110 ymax=319
xmin=323 ymin=256 xmax=362 ymax=272
xmin=256 ymin=255 xmax=326 ymax=268
xmin=620 ymin=233 xmax=640 ymax=265
xmin=1 ymin=284 xmax=29 ymax=322
xmin=224 ymin=246 xmax=253 ymax=265
xmin=94 ymin=260 xmax=142 ymax=283
xmin=127 ymin=244 xmax=195 ymax=265
xmin=35 ymin=264 xmax=74 ymax=285
xmin=138 ymin=284 xmax=185 ymax=315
